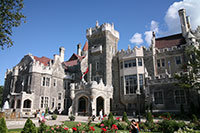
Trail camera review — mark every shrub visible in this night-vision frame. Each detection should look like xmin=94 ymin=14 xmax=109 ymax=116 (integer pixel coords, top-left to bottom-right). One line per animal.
xmin=191 ymin=114 xmax=198 ymax=123
xmin=108 ymin=112 xmax=114 ymax=122
xmin=122 ymin=112 xmax=129 ymax=123
xmin=22 ymin=118 xmax=37 ymax=133
xmin=160 ymin=119 xmax=185 ymax=133
xmin=116 ymin=121 xmax=128 ymax=130
xmin=146 ymin=112 xmax=153 ymax=123
xmin=0 ymin=117 xmax=8 ymax=133
xmin=51 ymin=114 xmax=57 ymax=120
xmin=38 ymin=121 xmax=48 ymax=133
xmin=69 ymin=115 xmax=75 ymax=121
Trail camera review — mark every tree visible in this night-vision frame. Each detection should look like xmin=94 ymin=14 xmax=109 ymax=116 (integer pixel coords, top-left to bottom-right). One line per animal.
xmin=175 ymin=45 xmax=200 ymax=113
xmin=0 ymin=0 xmax=25 ymax=49
xmin=0 ymin=86 xmax=3 ymax=107
xmin=0 ymin=117 xmax=8 ymax=133
xmin=22 ymin=118 xmax=37 ymax=133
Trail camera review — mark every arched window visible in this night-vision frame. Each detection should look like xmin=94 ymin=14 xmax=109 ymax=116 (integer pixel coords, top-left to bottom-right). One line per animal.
xmin=23 ymin=99 xmax=32 ymax=108
xmin=16 ymin=100 xmax=21 ymax=108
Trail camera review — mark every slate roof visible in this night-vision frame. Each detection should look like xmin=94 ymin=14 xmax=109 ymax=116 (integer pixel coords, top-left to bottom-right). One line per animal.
xmin=155 ymin=33 xmax=186 ymax=49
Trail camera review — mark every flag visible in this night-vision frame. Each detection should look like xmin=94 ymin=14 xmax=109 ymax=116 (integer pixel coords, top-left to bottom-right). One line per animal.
xmin=81 ymin=67 xmax=89 ymax=79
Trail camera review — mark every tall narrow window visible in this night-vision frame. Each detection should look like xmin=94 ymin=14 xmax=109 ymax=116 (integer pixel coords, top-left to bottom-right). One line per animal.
xmin=44 ymin=97 xmax=48 ymax=107
xmin=52 ymin=98 xmax=55 ymax=109
xmin=161 ymin=59 xmax=165 ymax=67
xmin=28 ymin=75 xmax=32 ymax=86
xmin=139 ymin=74 xmax=143 ymax=90
xmin=41 ymin=97 xmax=44 ymax=108
xmin=42 ymin=77 xmax=45 ymax=86
xmin=96 ymin=61 xmax=99 ymax=70
xmin=154 ymin=91 xmax=163 ymax=104
xmin=175 ymin=56 xmax=182 ymax=65
xmin=157 ymin=59 xmax=160 ymax=67
xmin=58 ymin=93 xmax=62 ymax=100
xmin=138 ymin=58 xmax=142 ymax=66
xmin=120 ymin=62 xmax=123 ymax=69
xmin=58 ymin=103 xmax=61 ymax=110
xmin=53 ymin=78 xmax=57 ymax=87
xmin=46 ymin=77 xmax=50 ymax=86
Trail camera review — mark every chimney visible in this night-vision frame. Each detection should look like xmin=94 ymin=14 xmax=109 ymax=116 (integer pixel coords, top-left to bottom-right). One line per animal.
xmin=59 ymin=47 xmax=65 ymax=62
xmin=186 ymin=16 xmax=191 ymax=29
xmin=77 ymin=43 xmax=82 ymax=56
xmin=178 ymin=9 xmax=189 ymax=36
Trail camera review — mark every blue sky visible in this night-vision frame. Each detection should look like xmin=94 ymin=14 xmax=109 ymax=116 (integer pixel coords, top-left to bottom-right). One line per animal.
xmin=1 ymin=0 xmax=200 ymax=85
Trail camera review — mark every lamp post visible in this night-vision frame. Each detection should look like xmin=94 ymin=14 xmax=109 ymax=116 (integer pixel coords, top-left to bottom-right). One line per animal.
xmin=136 ymin=90 xmax=141 ymax=122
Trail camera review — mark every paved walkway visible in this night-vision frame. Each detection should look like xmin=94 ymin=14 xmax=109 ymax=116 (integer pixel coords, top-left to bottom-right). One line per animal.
xmin=6 ymin=115 xmax=144 ymax=129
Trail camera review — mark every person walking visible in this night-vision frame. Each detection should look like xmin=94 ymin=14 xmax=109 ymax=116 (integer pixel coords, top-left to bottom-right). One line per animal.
xmin=99 ymin=109 xmax=103 ymax=121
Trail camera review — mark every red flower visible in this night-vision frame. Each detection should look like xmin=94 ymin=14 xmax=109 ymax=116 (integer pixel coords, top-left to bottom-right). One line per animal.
xmin=56 ymin=126 xmax=59 ymax=129
xmin=112 ymin=124 xmax=118 ymax=130
xmin=103 ymin=115 xmax=107 ymax=117
xmin=90 ymin=126 xmax=95 ymax=131
xmin=64 ymin=127 xmax=68 ymax=130
xmin=72 ymin=127 xmax=77 ymax=131
xmin=116 ymin=117 xmax=120 ymax=121
xmin=101 ymin=128 xmax=107 ymax=132
xmin=100 ymin=124 xmax=104 ymax=127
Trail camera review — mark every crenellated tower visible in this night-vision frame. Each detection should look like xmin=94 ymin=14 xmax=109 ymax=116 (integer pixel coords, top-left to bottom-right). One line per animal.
xmin=86 ymin=21 xmax=119 ymax=86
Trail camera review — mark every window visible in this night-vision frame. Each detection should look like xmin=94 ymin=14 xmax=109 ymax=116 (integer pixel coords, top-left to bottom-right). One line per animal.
xmin=139 ymin=74 xmax=143 ymax=90
xmin=58 ymin=103 xmax=61 ymax=110
xmin=11 ymin=99 xmax=15 ymax=108
xmin=44 ymin=97 xmax=49 ymax=108
xmin=28 ymin=75 xmax=32 ymax=86
xmin=41 ymin=97 xmax=44 ymax=108
xmin=58 ymin=93 xmax=62 ymax=100
xmin=157 ymin=59 xmax=160 ymax=67
xmin=42 ymin=77 xmax=45 ymax=86
xmin=46 ymin=77 xmax=50 ymax=86
xmin=125 ymin=75 xmax=137 ymax=94
xmin=120 ymin=62 xmax=123 ymax=69
xmin=64 ymin=80 xmax=67 ymax=90
xmin=52 ymin=98 xmax=55 ymax=109
xmin=138 ymin=58 xmax=142 ymax=66
xmin=161 ymin=59 xmax=165 ymax=67
xmin=96 ymin=61 xmax=99 ymax=70
xmin=53 ymin=78 xmax=57 ymax=87
xmin=175 ymin=56 xmax=182 ymax=65
xmin=42 ymin=77 xmax=51 ymax=87
xmin=93 ymin=75 xmax=101 ymax=83
xmin=16 ymin=100 xmax=21 ymax=108
xmin=154 ymin=91 xmax=163 ymax=104
xmin=175 ymin=90 xmax=186 ymax=104
xmin=124 ymin=59 xmax=136 ymax=68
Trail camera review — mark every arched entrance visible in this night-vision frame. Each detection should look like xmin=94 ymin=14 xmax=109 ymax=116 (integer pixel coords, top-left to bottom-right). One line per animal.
xmin=23 ymin=99 xmax=31 ymax=108
xmin=78 ymin=96 xmax=88 ymax=116
xmin=96 ymin=97 xmax=104 ymax=116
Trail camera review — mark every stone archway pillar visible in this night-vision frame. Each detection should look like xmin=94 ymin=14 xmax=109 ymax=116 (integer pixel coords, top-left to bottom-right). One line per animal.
xmin=91 ymin=98 xmax=96 ymax=116
xmin=104 ymin=98 xmax=110 ymax=115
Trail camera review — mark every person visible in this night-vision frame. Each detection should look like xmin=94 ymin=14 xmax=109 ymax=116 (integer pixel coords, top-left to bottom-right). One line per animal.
xmin=41 ymin=111 xmax=45 ymax=120
xmin=129 ymin=119 xmax=139 ymax=133
xmin=99 ymin=109 xmax=103 ymax=121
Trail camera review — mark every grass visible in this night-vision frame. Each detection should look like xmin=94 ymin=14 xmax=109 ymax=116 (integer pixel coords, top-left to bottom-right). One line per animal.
xmin=8 ymin=128 xmax=22 ymax=133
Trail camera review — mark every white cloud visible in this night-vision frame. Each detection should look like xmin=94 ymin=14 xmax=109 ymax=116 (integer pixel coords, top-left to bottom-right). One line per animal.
xmin=144 ymin=31 xmax=152 ymax=45
xmin=144 ymin=20 xmax=159 ymax=45
xmin=165 ymin=0 xmax=200 ymax=34
xmin=129 ymin=33 xmax=143 ymax=45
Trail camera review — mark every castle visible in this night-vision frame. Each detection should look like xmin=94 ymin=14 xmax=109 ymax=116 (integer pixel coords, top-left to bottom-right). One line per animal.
xmin=3 ymin=9 xmax=200 ymax=116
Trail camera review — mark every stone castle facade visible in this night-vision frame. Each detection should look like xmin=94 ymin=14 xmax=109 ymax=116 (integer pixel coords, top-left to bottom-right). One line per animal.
xmin=3 ymin=9 xmax=200 ymax=116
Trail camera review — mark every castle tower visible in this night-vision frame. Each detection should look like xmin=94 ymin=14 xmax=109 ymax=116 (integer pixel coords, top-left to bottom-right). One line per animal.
xmin=86 ymin=22 xmax=119 ymax=86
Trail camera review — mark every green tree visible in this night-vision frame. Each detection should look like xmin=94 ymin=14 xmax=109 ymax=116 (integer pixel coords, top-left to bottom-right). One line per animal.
xmin=0 ymin=117 xmax=8 ymax=133
xmin=0 ymin=0 xmax=26 ymax=49
xmin=175 ymin=45 xmax=200 ymax=113
xmin=22 ymin=118 xmax=37 ymax=133
xmin=0 ymin=86 xmax=3 ymax=107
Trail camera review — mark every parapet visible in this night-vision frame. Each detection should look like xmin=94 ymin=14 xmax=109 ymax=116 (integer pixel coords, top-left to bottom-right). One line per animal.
xmin=86 ymin=22 xmax=119 ymax=39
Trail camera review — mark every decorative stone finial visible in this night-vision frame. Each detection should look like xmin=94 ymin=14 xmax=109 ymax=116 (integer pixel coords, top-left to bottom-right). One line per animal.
xmin=96 ymin=21 xmax=99 ymax=27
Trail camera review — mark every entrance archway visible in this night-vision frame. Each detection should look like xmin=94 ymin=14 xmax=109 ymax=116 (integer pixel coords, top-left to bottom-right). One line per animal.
xmin=23 ymin=99 xmax=31 ymax=108
xmin=96 ymin=97 xmax=104 ymax=116
xmin=78 ymin=96 xmax=88 ymax=115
